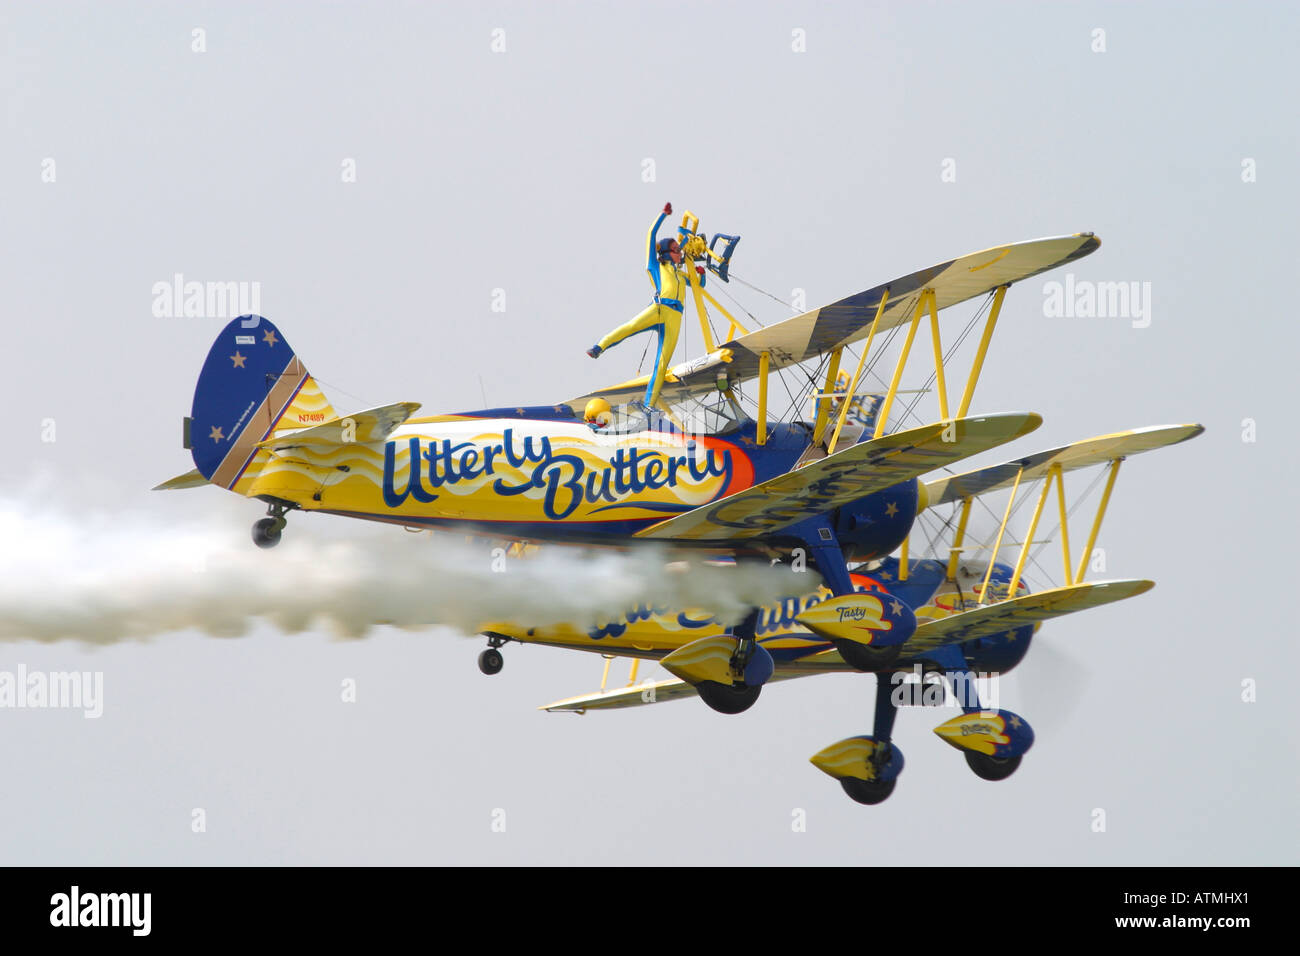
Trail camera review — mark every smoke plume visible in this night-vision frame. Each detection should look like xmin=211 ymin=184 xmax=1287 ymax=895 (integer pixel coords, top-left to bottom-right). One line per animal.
xmin=0 ymin=496 xmax=811 ymax=645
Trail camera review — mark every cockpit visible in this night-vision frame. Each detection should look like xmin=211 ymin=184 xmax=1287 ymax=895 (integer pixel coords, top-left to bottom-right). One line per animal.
xmin=594 ymin=391 xmax=750 ymax=438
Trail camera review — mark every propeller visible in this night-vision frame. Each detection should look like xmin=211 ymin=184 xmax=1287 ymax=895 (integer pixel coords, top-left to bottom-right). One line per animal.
xmin=915 ymin=491 xmax=1091 ymax=733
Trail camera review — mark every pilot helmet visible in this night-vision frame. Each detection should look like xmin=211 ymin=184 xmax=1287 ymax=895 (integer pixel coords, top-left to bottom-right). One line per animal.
xmin=584 ymin=397 xmax=612 ymax=428
xmin=656 ymin=237 xmax=682 ymax=263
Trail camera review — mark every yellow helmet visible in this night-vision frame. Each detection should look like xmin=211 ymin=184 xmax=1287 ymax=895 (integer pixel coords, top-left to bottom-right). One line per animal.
xmin=584 ymin=398 xmax=612 ymax=426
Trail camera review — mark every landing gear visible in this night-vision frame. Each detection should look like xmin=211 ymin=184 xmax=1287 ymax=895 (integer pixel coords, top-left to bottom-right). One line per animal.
xmin=478 ymin=648 xmax=504 ymax=675
xmin=251 ymin=516 xmax=283 ymax=549
xmin=931 ymin=650 xmax=1033 ymax=781
xmin=478 ymin=634 xmax=509 ymax=675
xmin=697 ymin=680 xmax=762 ymax=714
xmin=840 ymin=776 xmax=896 ymax=805
xmin=965 ymin=751 xmax=1022 ymax=781
xmin=832 ymin=639 xmax=902 ymax=672
xmin=659 ymin=613 xmax=772 ymax=715
xmin=699 ymin=611 xmax=768 ymax=713
xmin=854 ymin=677 xmax=903 ymax=804
xmin=252 ymin=502 xmax=291 ymax=549
xmin=791 ymin=518 xmax=909 ymax=673
xmin=811 ymin=674 xmax=907 ymax=805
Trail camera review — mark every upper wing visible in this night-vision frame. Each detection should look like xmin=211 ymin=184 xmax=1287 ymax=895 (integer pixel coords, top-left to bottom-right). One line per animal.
xmin=923 ymin=424 xmax=1204 ymax=507
xmin=564 ymin=234 xmax=1101 ymax=411
xmin=635 ymin=412 xmax=1042 ymax=542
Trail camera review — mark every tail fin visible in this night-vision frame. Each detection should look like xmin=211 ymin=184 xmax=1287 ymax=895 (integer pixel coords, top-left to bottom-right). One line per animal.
xmin=190 ymin=314 xmax=336 ymax=491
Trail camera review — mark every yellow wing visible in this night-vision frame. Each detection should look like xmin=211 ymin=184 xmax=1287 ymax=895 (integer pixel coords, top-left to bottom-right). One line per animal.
xmin=900 ymin=579 xmax=1154 ymax=655
xmin=564 ymin=233 xmax=1101 ymax=411
xmin=923 ymin=424 xmax=1204 ymax=507
xmin=635 ymin=412 xmax=1041 ymax=542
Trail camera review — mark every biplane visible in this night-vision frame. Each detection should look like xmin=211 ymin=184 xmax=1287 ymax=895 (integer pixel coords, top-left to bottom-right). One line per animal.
xmin=157 ymin=210 xmax=1201 ymax=804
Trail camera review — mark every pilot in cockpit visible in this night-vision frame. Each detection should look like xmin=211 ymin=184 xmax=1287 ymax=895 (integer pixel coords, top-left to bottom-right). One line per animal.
xmin=584 ymin=398 xmax=613 ymax=431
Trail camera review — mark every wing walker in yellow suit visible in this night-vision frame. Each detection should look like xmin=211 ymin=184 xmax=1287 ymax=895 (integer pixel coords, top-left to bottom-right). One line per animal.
xmin=587 ymin=201 xmax=703 ymax=410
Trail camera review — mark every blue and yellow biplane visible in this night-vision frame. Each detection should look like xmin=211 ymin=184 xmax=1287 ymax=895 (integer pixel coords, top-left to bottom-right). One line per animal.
xmin=157 ymin=210 xmax=1201 ymax=804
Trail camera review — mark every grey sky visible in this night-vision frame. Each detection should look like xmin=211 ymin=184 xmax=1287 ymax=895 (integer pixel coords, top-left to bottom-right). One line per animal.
xmin=2 ymin=1 xmax=1296 ymax=864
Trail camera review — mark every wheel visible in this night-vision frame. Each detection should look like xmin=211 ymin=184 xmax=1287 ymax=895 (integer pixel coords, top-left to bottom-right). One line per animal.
xmin=964 ymin=751 xmax=1022 ymax=781
xmin=478 ymin=648 xmax=504 ymax=675
xmin=252 ymin=517 xmax=282 ymax=549
xmin=833 ymin=639 xmax=901 ymax=672
xmin=840 ymin=776 xmax=897 ymax=805
xmin=697 ymin=680 xmax=761 ymax=715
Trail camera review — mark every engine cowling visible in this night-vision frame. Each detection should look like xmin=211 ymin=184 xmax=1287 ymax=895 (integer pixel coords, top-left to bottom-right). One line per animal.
xmin=834 ymin=479 xmax=920 ymax=564
xmin=960 ymin=561 xmax=1034 ymax=674
xmin=961 ymin=625 xmax=1034 ymax=675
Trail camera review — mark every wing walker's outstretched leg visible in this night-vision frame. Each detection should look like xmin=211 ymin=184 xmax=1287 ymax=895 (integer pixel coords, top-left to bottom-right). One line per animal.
xmin=590 ymin=305 xmax=682 ymax=408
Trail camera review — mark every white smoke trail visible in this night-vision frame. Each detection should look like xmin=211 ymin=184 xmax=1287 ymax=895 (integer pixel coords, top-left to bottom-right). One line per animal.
xmin=0 ymin=496 xmax=813 ymax=644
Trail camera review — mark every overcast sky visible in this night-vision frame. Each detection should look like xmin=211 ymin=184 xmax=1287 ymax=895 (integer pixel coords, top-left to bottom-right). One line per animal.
xmin=2 ymin=1 xmax=1296 ymax=864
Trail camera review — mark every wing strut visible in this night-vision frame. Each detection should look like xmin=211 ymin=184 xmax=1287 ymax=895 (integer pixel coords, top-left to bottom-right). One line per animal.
xmin=957 ymin=284 xmax=1008 ymax=417
xmin=874 ymin=284 xmax=1013 ymax=439
xmin=1074 ymin=459 xmax=1121 ymax=584
xmin=979 ymin=467 xmax=1024 ymax=600
xmin=828 ymin=288 xmax=891 ymax=454
xmin=946 ymin=496 xmax=974 ymax=582
xmin=599 ymin=653 xmax=641 ymax=692
xmin=876 ymin=290 xmax=932 ymax=438
xmin=810 ymin=347 xmax=843 ymax=445
xmin=968 ymin=457 xmax=1125 ymax=602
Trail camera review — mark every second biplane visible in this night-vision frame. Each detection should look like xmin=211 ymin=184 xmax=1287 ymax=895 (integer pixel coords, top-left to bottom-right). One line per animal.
xmin=157 ymin=210 xmax=1201 ymax=804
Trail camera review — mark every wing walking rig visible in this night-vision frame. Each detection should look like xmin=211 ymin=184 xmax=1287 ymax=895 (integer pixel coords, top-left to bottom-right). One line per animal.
xmin=156 ymin=211 xmax=1202 ymax=805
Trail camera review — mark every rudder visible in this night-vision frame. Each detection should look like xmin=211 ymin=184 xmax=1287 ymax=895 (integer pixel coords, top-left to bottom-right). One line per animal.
xmin=190 ymin=314 xmax=336 ymax=490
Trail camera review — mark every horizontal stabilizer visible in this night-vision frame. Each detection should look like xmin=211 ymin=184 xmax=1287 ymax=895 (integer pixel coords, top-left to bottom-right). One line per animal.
xmin=901 ymin=579 xmax=1153 ymax=655
xmin=258 ymin=402 xmax=422 ymax=450
xmin=151 ymin=468 xmax=210 ymax=491
xmin=635 ymin=412 xmax=1042 ymax=542
xmin=923 ymin=424 xmax=1203 ymax=507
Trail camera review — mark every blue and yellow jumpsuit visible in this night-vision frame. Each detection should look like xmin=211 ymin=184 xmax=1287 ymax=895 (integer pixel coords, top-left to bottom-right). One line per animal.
xmin=593 ymin=210 xmax=685 ymax=409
